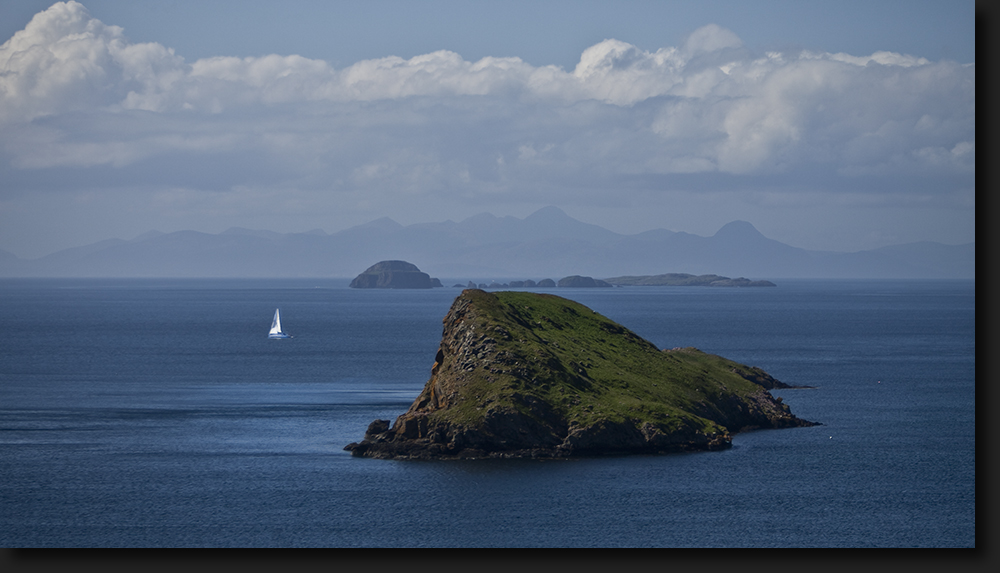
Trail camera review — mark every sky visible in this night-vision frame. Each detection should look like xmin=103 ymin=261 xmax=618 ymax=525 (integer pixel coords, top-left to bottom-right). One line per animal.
xmin=0 ymin=1 xmax=976 ymax=259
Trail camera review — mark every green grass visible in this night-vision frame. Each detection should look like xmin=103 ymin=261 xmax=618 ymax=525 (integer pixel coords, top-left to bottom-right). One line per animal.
xmin=421 ymin=290 xmax=779 ymax=438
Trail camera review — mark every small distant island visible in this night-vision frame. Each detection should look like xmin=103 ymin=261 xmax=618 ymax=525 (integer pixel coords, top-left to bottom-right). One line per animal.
xmin=349 ymin=260 xmax=443 ymax=289
xmin=354 ymin=263 xmax=774 ymax=290
xmin=451 ymin=274 xmax=773 ymax=289
xmin=345 ymin=289 xmax=816 ymax=460
xmin=454 ymin=279 xmax=558 ymax=288
xmin=603 ymin=273 xmax=776 ymax=287
xmin=558 ymin=275 xmax=612 ymax=288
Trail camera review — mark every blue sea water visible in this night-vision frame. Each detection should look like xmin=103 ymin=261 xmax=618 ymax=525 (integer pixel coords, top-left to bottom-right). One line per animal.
xmin=0 ymin=279 xmax=975 ymax=547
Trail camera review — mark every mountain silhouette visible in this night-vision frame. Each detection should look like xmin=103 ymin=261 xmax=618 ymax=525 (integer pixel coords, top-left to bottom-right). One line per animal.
xmin=0 ymin=207 xmax=974 ymax=280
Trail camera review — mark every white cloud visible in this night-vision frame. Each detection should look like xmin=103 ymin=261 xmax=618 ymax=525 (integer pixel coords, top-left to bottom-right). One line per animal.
xmin=820 ymin=50 xmax=931 ymax=68
xmin=682 ymin=23 xmax=743 ymax=55
xmin=0 ymin=3 xmax=975 ymax=210
xmin=0 ymin=1 xmax=189 ymax=121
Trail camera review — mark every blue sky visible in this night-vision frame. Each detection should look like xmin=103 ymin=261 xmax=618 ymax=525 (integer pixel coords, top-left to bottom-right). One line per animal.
xmin=0 ymin=1 xmax=976 ymax=258
xmin=3 ymin=0 xmax=975 ymax=68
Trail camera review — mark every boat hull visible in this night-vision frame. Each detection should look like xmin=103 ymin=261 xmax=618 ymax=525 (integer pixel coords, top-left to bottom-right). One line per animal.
xmin=268 ymin=333 xmax=291 ymax=339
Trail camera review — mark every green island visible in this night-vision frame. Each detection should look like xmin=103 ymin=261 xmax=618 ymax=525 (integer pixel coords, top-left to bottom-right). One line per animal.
xmin=345 ymin=289 xmax=816 ymax=459
xmin=603 ymin=273 xmax=776 ymax=287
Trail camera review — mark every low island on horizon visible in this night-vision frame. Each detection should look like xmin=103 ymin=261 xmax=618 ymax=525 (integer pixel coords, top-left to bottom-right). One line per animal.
xmin=345 ymin=289 xmax=816 ymax=460
xmin=602 ymin=273 xmax=776 ymax=287
xmin=348 ymin=260 xmax=776 ymax=290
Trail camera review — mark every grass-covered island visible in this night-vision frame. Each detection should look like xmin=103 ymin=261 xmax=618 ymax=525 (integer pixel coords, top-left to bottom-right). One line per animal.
xmin=345 ymin=290 xmax=816 ymax=459
xmin=603 ymin=273 xmax=776 ymax=287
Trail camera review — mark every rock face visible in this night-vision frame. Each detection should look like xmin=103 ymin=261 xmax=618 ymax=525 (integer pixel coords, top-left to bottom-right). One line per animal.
xmin=349 ymin=260 xmax=438 ymax=289
xmin=345 ymin=289 xmax=817 ymax=459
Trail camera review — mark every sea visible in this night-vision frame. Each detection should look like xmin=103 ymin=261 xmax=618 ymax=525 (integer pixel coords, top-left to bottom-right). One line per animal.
xmin=0 ymin=278 xmax=975 ymax=548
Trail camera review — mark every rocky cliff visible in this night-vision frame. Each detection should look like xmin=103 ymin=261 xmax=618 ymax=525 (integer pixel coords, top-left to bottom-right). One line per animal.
xmin=345 ymin=289 xmax=817 ymax=459
xmin=349 ymin=260 xmax=440 ymax=289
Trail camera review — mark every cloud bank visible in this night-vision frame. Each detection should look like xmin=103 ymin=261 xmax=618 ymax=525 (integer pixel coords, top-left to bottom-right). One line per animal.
xmin=0 ymin=2 xmax=975 ymax=255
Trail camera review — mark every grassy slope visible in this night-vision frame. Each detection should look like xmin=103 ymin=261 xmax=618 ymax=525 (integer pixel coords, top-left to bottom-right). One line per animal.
xmin=422 ymin=290 xmax=785 ymax=440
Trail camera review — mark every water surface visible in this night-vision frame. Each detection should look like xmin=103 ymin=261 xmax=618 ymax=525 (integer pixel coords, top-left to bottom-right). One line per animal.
xmin=0 ymin=279 xmax=975 ymax=547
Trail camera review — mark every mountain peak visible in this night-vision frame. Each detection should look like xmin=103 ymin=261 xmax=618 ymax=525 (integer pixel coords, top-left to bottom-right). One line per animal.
xmin=348 ymin=217 xmax=403 ymax=233
xmin=713 ymin=220 xmax=765 ymax=240
xmin=524 ymin=206 xmax=571 ymax=221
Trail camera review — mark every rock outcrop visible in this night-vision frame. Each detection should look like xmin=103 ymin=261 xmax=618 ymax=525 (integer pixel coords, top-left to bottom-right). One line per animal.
xmin=557 ymin=275 xmax=613 ymax=288
xmin=349 ymin=260 xmax=440 ymax=289
xmin=345 ymin=289 xmax=817 ymax=459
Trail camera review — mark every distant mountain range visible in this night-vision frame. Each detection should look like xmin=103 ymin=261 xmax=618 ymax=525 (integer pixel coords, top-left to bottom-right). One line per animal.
xmin=0 ymin=207 xmax=975 ymax=280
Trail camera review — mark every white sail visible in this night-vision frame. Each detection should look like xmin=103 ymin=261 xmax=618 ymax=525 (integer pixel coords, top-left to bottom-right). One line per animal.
xmin=269 ymin=309 xmax=282 ymax=336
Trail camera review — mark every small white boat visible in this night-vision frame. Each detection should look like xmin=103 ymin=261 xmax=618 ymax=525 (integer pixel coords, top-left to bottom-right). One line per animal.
xmin=268 ymin=308 xmax=291 ymax=339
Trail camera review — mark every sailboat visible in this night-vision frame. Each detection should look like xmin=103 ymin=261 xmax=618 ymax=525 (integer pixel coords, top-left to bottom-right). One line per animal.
xmin=268 ymin=308 xmax=291 ymax=339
